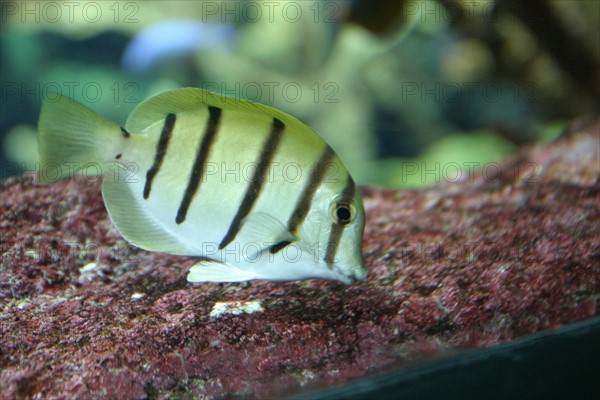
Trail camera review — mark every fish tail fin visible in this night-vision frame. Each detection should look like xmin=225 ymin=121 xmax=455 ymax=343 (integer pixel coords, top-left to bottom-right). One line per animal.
xmin=37 ymin=93 xmax=122 ymax=183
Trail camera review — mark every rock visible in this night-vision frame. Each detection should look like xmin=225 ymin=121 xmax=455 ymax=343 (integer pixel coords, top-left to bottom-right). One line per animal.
xmin=1 ymin=120 xmax=598 ymax=399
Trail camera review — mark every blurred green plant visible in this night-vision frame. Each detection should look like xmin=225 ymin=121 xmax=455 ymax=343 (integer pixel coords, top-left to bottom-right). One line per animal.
xmin=1 ymin=0 xmax=597 ymax=186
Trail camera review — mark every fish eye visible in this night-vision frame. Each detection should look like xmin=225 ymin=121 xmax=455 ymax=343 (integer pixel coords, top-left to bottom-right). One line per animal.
xmin=330 ymin=197 xmax=356 ymax=225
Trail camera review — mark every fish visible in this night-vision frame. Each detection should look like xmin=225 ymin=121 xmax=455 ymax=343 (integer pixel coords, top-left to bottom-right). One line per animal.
xmin=37 ymin=88 xmax=367 ymax=284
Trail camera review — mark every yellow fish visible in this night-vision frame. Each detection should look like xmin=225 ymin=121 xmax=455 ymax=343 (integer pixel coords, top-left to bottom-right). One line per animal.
xmin=38 ymin=88 xmax=366 ymax=284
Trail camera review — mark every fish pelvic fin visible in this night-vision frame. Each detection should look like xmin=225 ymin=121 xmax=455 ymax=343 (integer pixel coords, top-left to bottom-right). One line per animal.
xmin=37 ymin=93 xmax=122 ymax=183
xmin=187 ymin=260 xmax=258 ymax=283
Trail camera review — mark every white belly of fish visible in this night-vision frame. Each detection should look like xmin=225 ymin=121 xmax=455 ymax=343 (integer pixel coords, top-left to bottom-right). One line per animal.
xmin=102 ymin=169 xmax=345 ymax=282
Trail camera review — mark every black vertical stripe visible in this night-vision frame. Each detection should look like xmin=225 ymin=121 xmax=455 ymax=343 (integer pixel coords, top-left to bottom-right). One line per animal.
xmin=324 ymin=224 xmax=345 ymax=267
xmin=341 ymin=175 xmax=356 ymax=199
xmin=175 ymin=106 xmax=222 ymax=224
xmin=324 ymin=175 xmax=356 ymax=268
xmin=286 ymin=146 xmax=335 ymax=234
xmin=269 ymin=240 xmax=291 ymax=254
xmin=143 ymin=113 xmax=176 ymax=199
xmin=218 ymin=118 xmax=286 ymax=249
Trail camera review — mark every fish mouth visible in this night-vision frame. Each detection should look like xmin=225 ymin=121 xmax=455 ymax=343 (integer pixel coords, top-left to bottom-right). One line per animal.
xmin=353 ymin=265 xmax=368 ymax=281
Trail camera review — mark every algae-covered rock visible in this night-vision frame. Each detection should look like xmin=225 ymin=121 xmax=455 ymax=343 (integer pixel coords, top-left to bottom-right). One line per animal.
xmin=1 ymin=120 xmax=598 ymax=399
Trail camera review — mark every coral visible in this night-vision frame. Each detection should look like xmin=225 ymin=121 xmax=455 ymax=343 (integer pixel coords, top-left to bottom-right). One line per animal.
xmin=1 ymin=121 xmax=598 ymax=399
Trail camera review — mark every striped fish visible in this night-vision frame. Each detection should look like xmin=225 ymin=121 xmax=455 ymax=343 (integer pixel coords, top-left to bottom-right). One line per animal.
xmin=38 ymin=88 xmax=366 ymax=284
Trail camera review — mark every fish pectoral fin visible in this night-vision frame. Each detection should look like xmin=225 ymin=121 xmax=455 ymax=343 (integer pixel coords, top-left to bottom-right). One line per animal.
xmin=186 ymin=260 xmax=257 ymax=283
xmin=236 ymin=212 xmax=296 ymax=255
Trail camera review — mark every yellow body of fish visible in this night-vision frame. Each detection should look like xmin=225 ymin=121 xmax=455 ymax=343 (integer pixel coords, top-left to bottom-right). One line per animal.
xmin=38 ymin=88 xmax=366 ymax=284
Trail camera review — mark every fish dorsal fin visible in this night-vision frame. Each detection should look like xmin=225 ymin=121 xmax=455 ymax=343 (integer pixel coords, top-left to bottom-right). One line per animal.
xmin=235 ymin=212 xmax=296 ymax=256
xmin=125 ymin=88 xmax=210 ymax=133
xmin=187 ymin=260 xmax=257 ymax=283
xmin=125 ymin=88 xmax=310 ymax=135
xmin=101 ymin=174 xmax=196 ymax=255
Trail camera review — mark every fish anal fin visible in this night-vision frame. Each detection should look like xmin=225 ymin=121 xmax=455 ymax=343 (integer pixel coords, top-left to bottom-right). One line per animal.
xmin=101 ymin=178 xmax=195 ymax=255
